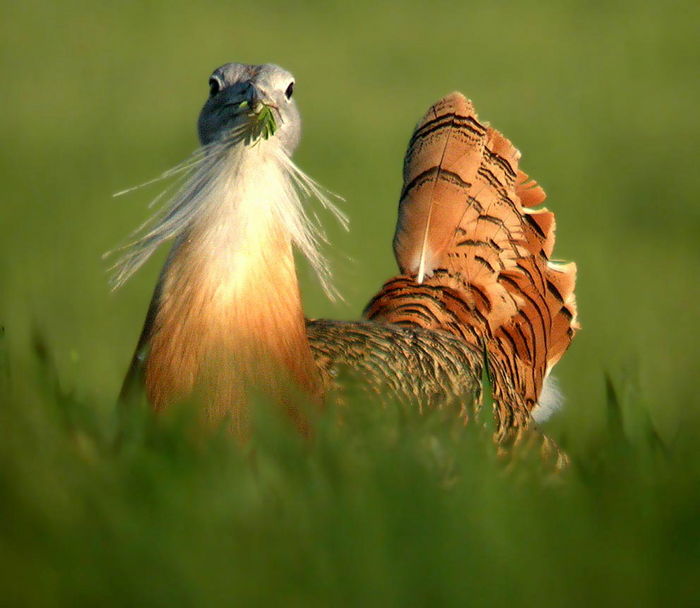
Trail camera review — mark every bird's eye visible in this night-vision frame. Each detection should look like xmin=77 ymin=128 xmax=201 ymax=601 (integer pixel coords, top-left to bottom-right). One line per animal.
xmin=285 ymin=81 xmax=294 ymax=100
xmin=209 ymin=77 xmax=221 ymax=97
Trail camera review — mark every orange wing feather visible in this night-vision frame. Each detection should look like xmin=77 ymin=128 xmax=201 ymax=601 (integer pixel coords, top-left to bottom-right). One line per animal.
xmin=368 ymin=92 xmax=578 ymax=414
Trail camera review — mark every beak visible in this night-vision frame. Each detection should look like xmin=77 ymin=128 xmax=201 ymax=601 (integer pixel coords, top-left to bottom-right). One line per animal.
xmin=219 ymin=83 xmax=277 ymax=143
xmin=243 ymin=84 xmax=264 ymax=113
xmin=222 ymin=83 xmax=266 ymax=114
xmin=240 ymin=83 xmax=277 ymax=116
xmin=241 ymin=85 xmax=277 ymax=141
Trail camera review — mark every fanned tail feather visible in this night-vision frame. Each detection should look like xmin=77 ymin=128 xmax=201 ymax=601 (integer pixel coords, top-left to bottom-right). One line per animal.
xmin=367 ymin=92 xmax=578 ymax=419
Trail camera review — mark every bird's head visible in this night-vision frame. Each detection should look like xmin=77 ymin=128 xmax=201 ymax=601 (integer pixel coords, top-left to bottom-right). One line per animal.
xmin=107 ymin=62 xmax=345 ymax=296
xmin=197 ymin=63 xmax=300 ymax=154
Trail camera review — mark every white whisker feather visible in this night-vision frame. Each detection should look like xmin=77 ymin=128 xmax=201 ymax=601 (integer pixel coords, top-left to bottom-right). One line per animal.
xmin=105 ymin=129 xmax=346 ymax=300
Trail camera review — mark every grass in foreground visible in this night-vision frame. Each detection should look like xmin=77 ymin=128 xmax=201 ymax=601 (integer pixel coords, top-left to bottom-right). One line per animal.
xmin=0 ymin=333 xmax=698 ymax=607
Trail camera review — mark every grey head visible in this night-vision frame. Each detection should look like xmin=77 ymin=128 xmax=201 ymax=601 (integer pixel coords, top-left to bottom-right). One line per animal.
xmin=197 ymin=63 xmax=301 ymax=154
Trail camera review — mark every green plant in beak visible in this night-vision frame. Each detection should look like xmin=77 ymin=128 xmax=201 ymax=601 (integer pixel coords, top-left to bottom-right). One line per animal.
xmin=242 ymin=101 xmax=277 ymax=144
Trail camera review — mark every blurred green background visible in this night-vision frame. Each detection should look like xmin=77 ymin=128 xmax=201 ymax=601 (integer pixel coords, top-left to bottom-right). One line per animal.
xmin=2 ymin=0 xmax=700 ymax=604
xmin=2 ymin=0 xmax=699 ymax=442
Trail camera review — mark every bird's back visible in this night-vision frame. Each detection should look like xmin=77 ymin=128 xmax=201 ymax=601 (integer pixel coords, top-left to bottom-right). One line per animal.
xmin=308 ymin=318 xmax=480 ymax=412
xmin=310 ymin=93 xmax=578 ymax=437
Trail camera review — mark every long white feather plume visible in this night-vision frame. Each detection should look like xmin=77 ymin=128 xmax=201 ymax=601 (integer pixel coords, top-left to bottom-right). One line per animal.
xmin=104 ymin=127 xmax=348 ymax=299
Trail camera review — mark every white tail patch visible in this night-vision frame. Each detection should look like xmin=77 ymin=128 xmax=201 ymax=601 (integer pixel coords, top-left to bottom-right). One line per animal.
xmin=531 ymin=374 xmax=564 ymax=424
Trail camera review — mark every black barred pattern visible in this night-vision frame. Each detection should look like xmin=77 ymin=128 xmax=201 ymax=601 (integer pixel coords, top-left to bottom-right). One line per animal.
xmin=410 ymin=112 xmax=486 ymax=145
xmin=400 ymin=167 xmax=472 ymax=200
xmin=307 ymin=318 xmax=481 ymax=414
xmin=363 ymin=276 xmax=534 ymax=434
xmin=485 ymin=148 xmax=518 ymax=181
xmin=307 ymin=319 xmax=568 ymax=466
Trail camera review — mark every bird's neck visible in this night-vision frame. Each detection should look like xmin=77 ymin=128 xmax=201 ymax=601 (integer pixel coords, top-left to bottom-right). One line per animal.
xmin=143 ymin=145 xmax=319 ymax=427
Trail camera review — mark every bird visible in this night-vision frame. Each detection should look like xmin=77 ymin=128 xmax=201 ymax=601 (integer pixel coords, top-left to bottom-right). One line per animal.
xmin=109 ymin=62 xmax=578 ymax=450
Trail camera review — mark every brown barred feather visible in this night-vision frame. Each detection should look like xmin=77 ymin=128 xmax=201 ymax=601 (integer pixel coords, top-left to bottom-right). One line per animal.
xmin=365 ymin=92 xmax=578 ymax=417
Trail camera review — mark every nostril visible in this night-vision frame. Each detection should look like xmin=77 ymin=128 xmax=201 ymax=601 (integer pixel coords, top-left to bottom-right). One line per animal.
xmin=246 ymin=85 xmax=264 ymax=109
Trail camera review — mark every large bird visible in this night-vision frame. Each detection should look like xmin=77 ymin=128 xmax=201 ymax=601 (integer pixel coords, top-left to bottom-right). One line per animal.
xmin=111 ymin=63 xmax=578 ymax=451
